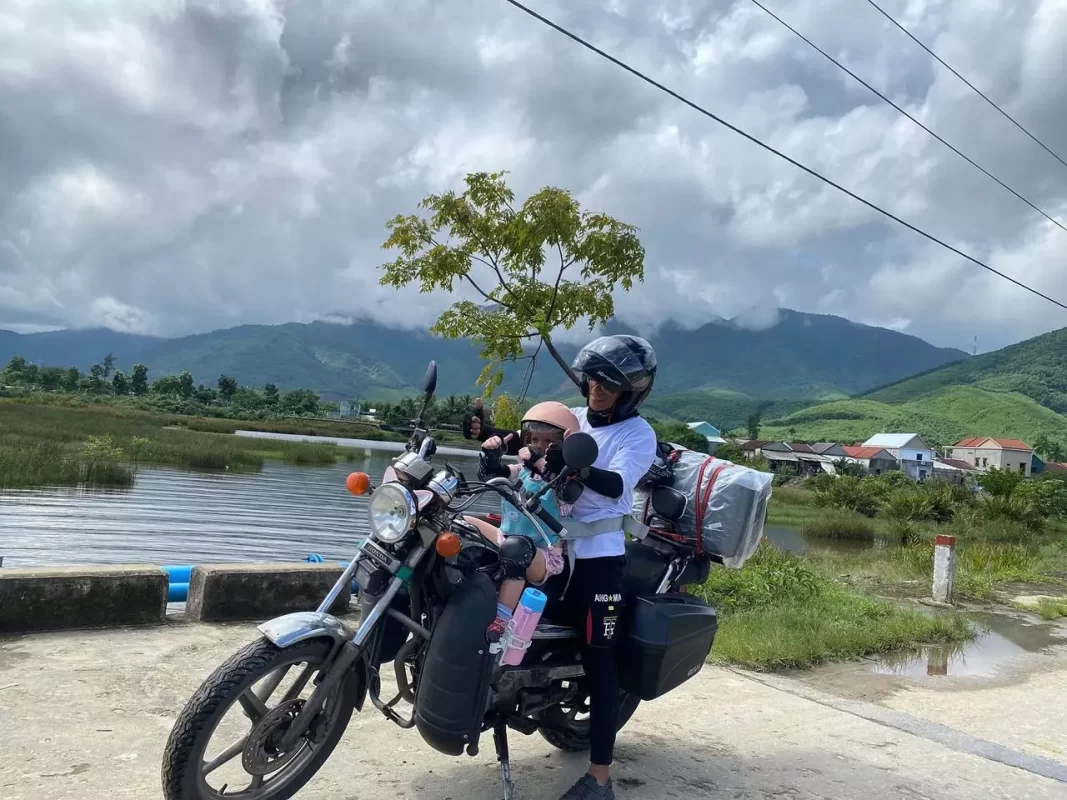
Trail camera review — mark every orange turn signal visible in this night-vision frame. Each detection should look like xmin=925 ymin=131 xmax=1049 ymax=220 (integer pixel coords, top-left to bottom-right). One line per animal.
xmin=436 ymin=532 xmax=462 ymax=559
xmin=345 ymin=472 xmax=371 ymax=496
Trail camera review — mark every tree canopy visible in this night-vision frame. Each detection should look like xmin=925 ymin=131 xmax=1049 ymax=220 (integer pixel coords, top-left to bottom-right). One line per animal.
xmin=379 ymin=170 xmax=645 ymax=395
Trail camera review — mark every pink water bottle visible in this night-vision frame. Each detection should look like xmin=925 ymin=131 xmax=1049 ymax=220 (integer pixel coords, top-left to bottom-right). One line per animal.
xmin=500 ymin=587 xmax=548 ymax=666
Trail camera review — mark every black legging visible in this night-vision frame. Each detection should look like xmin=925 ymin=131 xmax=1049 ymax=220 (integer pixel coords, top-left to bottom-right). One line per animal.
xmin=560 ymin=554 xmax=627 ymax=766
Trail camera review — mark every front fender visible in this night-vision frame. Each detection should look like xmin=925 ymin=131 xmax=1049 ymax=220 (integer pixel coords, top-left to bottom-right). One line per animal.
xmin=258 ymin=611 xmax=368 ymax=712
xmin=258 ymin=611 xmax=352 ymax=649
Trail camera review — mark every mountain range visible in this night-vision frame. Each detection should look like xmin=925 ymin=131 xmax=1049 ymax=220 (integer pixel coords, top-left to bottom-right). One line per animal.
xmin=0 ymin=310 xmax=968 ymax=420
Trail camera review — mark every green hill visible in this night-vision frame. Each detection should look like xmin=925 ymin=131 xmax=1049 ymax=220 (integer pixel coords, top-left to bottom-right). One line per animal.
xmin=862 ymin=327 xmax=1067 ymax=412
xmin=761 ymin=386 xmax=1067 ymax=447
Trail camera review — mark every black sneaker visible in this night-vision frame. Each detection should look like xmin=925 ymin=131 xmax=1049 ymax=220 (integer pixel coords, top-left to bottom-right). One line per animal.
xmin=559 ymin=775 xmax=615 ymax=800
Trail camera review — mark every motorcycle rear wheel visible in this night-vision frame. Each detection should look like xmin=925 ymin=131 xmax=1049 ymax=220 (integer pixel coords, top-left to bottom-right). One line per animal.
xmin=537 ymin=690 xmax=641 ymax=752
xmin=162 ymin=636 xmax=358 ymax=800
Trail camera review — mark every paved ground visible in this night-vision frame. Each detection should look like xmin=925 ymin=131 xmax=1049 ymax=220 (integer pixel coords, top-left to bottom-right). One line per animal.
xmin=2 ymin=616 xmax=1066 ymax=800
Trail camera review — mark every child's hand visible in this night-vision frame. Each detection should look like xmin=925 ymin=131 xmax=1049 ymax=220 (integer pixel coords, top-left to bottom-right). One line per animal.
xmin=519 ymin=446 xmax=547 ymax=474
xmin=483 ymin=433 xmax=515 ymax=451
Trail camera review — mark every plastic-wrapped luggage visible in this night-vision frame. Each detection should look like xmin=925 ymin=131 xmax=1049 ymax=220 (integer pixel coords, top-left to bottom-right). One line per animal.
xmin=634 ymin=448 xmax=772 ymax=568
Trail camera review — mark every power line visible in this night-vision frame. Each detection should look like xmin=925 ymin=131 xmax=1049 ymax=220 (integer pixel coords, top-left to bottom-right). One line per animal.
xmin=747 ymin=0 xmax=1067 ymax=234
xmin=501 ymin=0 xmax=1067 ymax=312
xmin=864 ymin=0 xmax=1067 ymax=172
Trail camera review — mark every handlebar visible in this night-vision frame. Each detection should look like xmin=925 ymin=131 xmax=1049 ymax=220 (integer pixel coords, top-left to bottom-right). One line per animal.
xmin=534 ymin=504 xmax=565 ymax=535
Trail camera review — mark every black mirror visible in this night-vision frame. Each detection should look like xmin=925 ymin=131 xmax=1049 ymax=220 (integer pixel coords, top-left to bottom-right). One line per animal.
xmin=422 ymin=361 xmax=438 ymax=397
xmin=562 ymin=432 xmax=598 ymax=471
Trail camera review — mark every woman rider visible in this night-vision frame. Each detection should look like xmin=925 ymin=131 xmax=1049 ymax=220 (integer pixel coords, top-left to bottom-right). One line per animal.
xmin=465 ymin=334 xmax=658 ymax=800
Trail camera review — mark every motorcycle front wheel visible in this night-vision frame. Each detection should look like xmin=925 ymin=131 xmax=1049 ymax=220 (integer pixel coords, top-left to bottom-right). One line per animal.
xmin=162 ymin=637 xmax=359 ymax=800
xmin=537 ymin=688 xmax=641 ymax=752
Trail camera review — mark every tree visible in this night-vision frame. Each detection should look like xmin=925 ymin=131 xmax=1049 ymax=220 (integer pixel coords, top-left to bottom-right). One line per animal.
xmin=379 ymin=170 xmax=645 ymax=395
xmin=88 ymin=363 xmax=108 ymax=394
xmin=5 ymin=355 xmax=26 ymax=376
xmin=788 ymin=427 xmax=797 ymax=440
xmin=263 ymin=383 xmax=279 ymax=406
xmin=746 ymin=412 xmax=761 ymax=441
xmin=62 ymin=367 xmax=80 ymax=392
xmin=651 ymin=420 xmax=708 ymax=453
xmin=217 ymin=374 xmax=238 ymax=402
xmin=102 ymin=352 xmax=116 ymax=379
xmin=130 ymin=364 xmax=149 ymax=396
xmin=112 ymin=371 xmax=128 ymax=396
xmin=1034 ymin=435 xmax=1065 ymax=463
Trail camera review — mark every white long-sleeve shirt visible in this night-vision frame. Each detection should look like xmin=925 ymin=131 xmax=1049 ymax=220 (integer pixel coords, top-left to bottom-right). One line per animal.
xmin=566 ymin=407 xmax=657 ymax=559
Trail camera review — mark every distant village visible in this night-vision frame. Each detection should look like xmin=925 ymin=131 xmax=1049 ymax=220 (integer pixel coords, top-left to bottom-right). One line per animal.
xmin=684 ymin=422 xmax=1067 ymax=483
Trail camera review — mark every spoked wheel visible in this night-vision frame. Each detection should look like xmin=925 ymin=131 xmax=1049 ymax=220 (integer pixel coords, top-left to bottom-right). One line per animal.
xmin=162 ymin=637 xmax=360 ymax=800
xmin=537 ymin=681 xmax=641 ymax=752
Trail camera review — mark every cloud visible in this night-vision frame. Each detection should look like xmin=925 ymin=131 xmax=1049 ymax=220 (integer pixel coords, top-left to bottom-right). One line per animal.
xmin=1 ymin=0 xmax=1067 ymax=352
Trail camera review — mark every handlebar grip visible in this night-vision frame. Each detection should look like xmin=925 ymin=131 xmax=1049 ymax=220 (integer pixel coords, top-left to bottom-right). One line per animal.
xmin=535 ymin=505 xmax=565 ymax=535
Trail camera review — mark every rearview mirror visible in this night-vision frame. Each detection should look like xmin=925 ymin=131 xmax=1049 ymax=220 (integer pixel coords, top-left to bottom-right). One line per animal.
xmin=562 ymin=432 xmax=598 ymax=471
xmin=422 ymin=361 xmax=438 ymax=397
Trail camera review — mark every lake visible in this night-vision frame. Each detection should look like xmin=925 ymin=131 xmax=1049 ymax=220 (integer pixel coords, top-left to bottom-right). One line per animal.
xmin=0 ymin=439 xmax=810 ymax=568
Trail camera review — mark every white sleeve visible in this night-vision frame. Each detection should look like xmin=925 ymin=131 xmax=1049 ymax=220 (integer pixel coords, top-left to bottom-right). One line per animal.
xmin=607 ymin=421 xmax=657 ymax=501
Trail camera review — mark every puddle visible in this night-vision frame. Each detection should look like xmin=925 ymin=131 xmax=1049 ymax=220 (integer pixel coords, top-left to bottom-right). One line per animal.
xmin=871 ymin=612 xmax=1067 ymax=679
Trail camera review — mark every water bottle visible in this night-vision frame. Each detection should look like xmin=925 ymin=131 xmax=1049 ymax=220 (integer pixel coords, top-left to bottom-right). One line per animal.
xmin=500 ymin=587 xmax=547 ymax=666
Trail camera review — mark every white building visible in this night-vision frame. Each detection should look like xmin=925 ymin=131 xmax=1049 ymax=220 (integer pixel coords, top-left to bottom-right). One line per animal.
xmin=947 ymin=438 xmax=1033 ymax=477
xmin=862 ymin=434 xmax=935 ymax=481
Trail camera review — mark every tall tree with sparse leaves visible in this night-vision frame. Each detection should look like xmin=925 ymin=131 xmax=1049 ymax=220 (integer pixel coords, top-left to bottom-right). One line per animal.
xmin=379 ymin=170 xmax=645 ymax=395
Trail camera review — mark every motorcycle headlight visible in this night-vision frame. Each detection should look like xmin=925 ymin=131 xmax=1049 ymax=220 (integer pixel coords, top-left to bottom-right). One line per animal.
xmin=368 ymin=483 xmax=416 ymax=543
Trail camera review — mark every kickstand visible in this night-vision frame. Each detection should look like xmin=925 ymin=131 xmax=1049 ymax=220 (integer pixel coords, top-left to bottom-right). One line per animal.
xmin=493 ymin=722 xmax=514 ymax=800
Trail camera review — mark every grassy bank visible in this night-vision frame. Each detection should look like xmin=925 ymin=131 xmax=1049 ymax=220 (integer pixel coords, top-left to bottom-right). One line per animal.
xmin=0 ymin=400 xmax=381 ymax=489
xmin=694 ymin=543 xmax=975 ymax=670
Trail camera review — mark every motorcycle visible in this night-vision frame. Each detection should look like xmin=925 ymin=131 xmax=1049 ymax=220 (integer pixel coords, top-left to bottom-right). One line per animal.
xmin=162 ymin=361 xmax=720 ymax=800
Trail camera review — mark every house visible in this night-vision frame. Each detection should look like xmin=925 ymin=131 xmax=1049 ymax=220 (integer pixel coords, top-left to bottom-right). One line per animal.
xmin=1045 ymin=462 xmax=1067 ymax=474
xmin=934 ymin=458 xmax=976 ymax=484
xmin=686 ymin=421 xmax=727 ymax=454
xmin=842 ymin=445 xmax=899 ymax=475
xmin=811 ymin=442 xmax=848 ymax=457
xmin=1032 ymin=453 xmax=1045 ymax=475
xmin=741 ymin=440 xmax=770 ymax=458
xmin=946 ymin=438 xmax=1033 ymax=477
xmin=862 ymin=434 xmax=934 ymax=480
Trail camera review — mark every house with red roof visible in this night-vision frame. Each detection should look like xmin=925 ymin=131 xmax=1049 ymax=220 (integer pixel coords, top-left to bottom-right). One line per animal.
xmin=946 ymin=437 xmax=1033 ymax=477
xmin=841 ymin=445 xmax=898 ymax=476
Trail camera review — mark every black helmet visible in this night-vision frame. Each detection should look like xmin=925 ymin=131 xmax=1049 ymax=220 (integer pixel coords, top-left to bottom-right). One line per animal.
xmin=572 ymin=334 xmax=657 ymax=421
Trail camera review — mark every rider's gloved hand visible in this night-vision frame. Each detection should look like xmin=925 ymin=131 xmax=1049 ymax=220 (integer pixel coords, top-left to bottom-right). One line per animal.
xmin=544 ymin=442 xmax=566 ymax=478
xmin=463 ymin=397 xmax=486 ymax=441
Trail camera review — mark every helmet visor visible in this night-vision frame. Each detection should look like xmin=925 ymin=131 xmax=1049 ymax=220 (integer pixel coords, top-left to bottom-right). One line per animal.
xmin=521 ymin=420 xmax=565 ymax=451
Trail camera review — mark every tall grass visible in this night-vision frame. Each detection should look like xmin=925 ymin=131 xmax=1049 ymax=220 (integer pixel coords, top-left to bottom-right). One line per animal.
xmin=692 ymin=543 xmax=974 ymax=670
xmin=801 ymin=509 xmax=877 ymax=541
xmin=0 ymin=400 xmax=361 ymax=489
xmin=0 ymin=440 xmax=81 ymax=489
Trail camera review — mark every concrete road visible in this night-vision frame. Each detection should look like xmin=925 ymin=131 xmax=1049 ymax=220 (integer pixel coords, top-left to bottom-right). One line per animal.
xmin=1 ymin=619 xmax=1065 ymax=799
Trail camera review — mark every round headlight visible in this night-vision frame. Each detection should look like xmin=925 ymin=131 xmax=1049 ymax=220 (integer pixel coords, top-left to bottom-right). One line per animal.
xmin=368 ymin=483 xmax=415 ymax=543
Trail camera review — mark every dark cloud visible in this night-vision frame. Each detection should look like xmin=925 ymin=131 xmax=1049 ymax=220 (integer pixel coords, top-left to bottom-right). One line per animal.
xmin=1 ymin=0 xmax=1066 ymax=351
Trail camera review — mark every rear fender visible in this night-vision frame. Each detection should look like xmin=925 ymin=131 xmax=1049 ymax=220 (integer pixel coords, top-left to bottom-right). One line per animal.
xmin=258 ymin=611 xmax=368 ymax=712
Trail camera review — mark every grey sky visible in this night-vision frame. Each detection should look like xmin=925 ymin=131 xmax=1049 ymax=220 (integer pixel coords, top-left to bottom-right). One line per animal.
xmin=2 ymin=0 xmax=1066 ymax=352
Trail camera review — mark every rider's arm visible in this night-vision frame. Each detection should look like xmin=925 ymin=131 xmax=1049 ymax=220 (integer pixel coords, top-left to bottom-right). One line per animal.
xmin=579 ymin=466 xmax=624 ymax=499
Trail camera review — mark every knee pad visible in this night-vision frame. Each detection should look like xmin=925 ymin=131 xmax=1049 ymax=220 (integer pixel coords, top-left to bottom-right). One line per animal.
xmin=499 ymin=535 xmax=536 ymax=580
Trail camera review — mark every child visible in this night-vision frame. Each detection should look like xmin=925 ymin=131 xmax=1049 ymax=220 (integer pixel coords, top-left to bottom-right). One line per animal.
xmin=468 ymin=401 xmax=577 ymax=641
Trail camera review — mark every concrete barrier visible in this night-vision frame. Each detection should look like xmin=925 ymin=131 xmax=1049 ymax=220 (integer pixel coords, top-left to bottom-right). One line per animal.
xmin=0 ymin=565 xmax=168 ymax=633
xmin=185 ymin=563 xmax=351 ymax=622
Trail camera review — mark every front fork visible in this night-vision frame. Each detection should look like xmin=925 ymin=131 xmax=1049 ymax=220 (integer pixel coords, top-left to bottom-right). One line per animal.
xmin=277 ymin=542 xmax=428 ymax=750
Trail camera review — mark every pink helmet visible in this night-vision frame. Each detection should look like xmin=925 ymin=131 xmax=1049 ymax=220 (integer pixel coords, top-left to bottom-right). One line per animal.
xmin=521 ymin=401 xmax=579 ymax=444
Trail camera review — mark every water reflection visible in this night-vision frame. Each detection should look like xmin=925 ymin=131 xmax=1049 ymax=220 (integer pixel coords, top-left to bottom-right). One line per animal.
xmin=0 ymin=449 xmax=493 ymax=568
xmin=872 ymin=613 xmax=1067 ymax=679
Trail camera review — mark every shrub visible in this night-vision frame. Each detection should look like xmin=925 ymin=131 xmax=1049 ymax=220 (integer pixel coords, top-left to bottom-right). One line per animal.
xmin=1015 ymin=479 xmax=1067 ymax=519
xmin=694 ymin=542 xmax=822 ymax=612
xmin=813 ymin=476 xmax=882 ymax=517
xmin=977 ymin=467 xmax=1024 ymax=498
